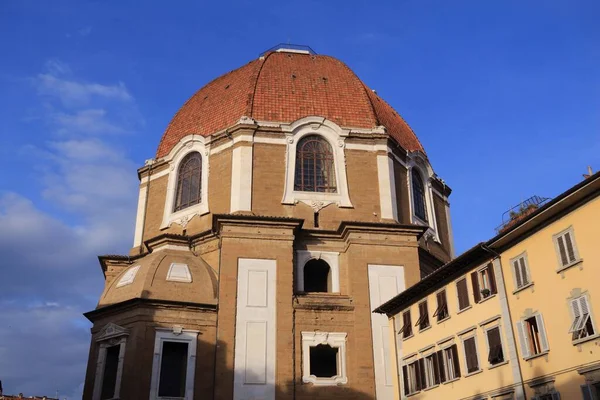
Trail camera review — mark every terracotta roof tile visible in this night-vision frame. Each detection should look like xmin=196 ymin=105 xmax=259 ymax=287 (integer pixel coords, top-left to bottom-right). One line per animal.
xmin=156 ymin=52 xmax=424 ymax=158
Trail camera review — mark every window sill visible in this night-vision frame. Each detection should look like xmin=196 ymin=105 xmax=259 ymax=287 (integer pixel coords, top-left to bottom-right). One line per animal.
xmin=402 ymin=334 xmax=414 ymax=342
xmin=556 ymin=259 xmax=583 ymax=273
xmin=406 ymin=391 xmax=421 ymax=398
xmin=513 ymin=282 xmax=534 ymax=295
xmin=488 ymin=360 xmax=509 ymax=370
xmin=572 ymin=333 xmax=600 ymax=346
xmin=464 ymin=369 xmax=483 ymax=378
xmin=423 ymin=384 xmax=439 ymax=391
xmin=523 ymin=350 xmax=549 ymax=361
xmin=442 ymin=377 xmax=460 ymax=385
xmin=477 ymin=293 xmax=497 ymax=304
xmin=457 ymin=305 xmax=472 ymax=315
xmin=293 ymin=294 xmax=354 ymax=311
xmin=419 ymin=325 xmax=432 ymax=333
xmin=437 ymin=316 xmax=451 ymax=324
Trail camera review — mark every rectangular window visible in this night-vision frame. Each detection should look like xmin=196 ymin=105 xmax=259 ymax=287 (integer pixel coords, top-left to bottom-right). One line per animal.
xmin=569 ymin=295 xmax=596 ymax=342
xmin=443 ymin=344 xmax=461 ymax=380
xmin=415 ymin=300 xmax=430 ymax=331
xmin=424 ymin=353 xmax=440 ymax=388
xmin=512 ymin=254 xmax=531 ymax=290
xmin=100 ymin=344 xmax=120 ymax=400
xmin=456 ymin=278 xmax=470 ymax=311
xmin=433 ymin=290 xmax=449 ymax=322
xmin=403 ymin=360 xmax=421 ymax=395
xmin=475 ymin=264 xmax=497 ymax=301
xmin=486 ymin=327 xmax=505 ymax=365
xmin=581 ymin=383 xmax=600 ymax=400
xmin=516 ymin=314 xmax=549 ymax=358
xmin=463 ymin=336 xmax=479 ymax=374
xmin=554 ymin=227 xmax=580 ymax=269
xmin=435 ymin=350 xmax=446 ymax=384
xmin=400 ymin=310 xmax=413 ymax=339
xmin=158 ymin=341 xmax=189 ymax=398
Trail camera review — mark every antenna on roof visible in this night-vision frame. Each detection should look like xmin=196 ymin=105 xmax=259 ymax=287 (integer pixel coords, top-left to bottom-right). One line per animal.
xmin=583 ymin=166 xmax=594 ymax=179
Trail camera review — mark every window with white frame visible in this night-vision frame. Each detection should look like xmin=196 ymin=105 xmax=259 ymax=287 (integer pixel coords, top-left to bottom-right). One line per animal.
xmin=295 ymin=250 xmax=340 ymax=294
xmin=415 ymin=300 xmax=430 ymax=331
xmin=553 ymin=226 xmax=581 ymax=270
xmin=433 ymin=289 xmax=449 ymax=322
xmin=485 ymin=326 xmax=505 ymax=366
xmin=411 ymin=170 xmax=428 ymax=222
xmin=511 ymin=253 xmax=532 ymax=291
xmin=569 ymin=295 xmax=596 ymax=342
xmin=281 ymin=118 xmax=352 ymax=209
xmin=471 ymin=263 xmax=497 ymax=302
xmin=161 ymin=137 xmax=210 ymax=229
xmin=443 ymin=344 xmax=461 ymax=380
xmin=301 ymin=332 xmax=347 ymax=385
xmin=581 ymin=382 xmax=600 ymax=400
xmin=516 ymin=313 xmax=549 ymax=359
xmin=92 ymin=323 xmax=128 ymax=400
xmin=150 ymin=328 xmax=198 ymax=400
xmin=461 ymin=335 xmax=480 ymax=374
xmin=402 ymin=359 xmax=420 ymax=395
xmin=456 ymin=277 xmax=470 ymax=311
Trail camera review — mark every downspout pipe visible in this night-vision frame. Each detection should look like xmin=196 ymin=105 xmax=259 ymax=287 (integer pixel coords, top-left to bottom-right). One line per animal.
xmin=480 ymin=244 xmax=527 ymax=400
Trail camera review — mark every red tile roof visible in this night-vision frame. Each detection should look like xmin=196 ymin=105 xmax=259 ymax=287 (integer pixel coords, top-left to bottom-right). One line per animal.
xmin=156 ymin=51 xmax=424 ymax=158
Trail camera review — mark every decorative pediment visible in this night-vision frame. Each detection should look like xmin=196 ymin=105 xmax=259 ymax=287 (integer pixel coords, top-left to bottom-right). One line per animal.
xmin=96 ymin=323 xmax=129 ymax=342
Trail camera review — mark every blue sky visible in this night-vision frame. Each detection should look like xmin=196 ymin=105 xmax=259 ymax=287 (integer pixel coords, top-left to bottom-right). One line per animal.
xmin=0 ymin=0 xmax=599 ymax=397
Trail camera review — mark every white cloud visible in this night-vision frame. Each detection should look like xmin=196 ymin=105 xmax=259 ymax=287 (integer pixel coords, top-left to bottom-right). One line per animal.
xmin=53 ymin=109 xmax=128 ymax=135
xmin=0 ymin=59 xmax=142 ymax=398
xmin=36 ymin=72 xmax=132 ymax=107
xmin=78 ymin=26 xmax=92 ymax=37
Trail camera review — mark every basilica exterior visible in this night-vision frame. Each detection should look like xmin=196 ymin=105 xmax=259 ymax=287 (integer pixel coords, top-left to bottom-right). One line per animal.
xmin=82 ymin=45 xmax=454 ymax=400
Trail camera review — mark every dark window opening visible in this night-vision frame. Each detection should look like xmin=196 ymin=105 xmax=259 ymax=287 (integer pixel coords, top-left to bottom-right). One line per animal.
xmin=313 ymin=212 xmax=319 ymax=228
xmin=487 ymin=327 xmax=504 ymax=365
xmin=434 ymin=290 xmax=449 ymax=322
xmin=309 ymin=344 xmax=338 ymax=378
xmin=400 ymin=310 xmax=413 ymax=339
xmin=525 ymin=316 xmax=542 ymax=356
xmin=174 ymin=152 xmax=202 ymax=212
xmin=303 ymin=259 xmax=331 ymax=293
xmin=158 ymin=341 xmax=188 ymax=397
xmin=463 ymin=337 xmax=479 ymax=373
xmin=294 ymin=135 xmax=337 ymax=193
xmin=415 ymin=300 xmax=430 ymax=330
xmin=412 ymin=171 xmax=428 ymax=221
xmin=100 ymin=345 xmax=120 ymax=400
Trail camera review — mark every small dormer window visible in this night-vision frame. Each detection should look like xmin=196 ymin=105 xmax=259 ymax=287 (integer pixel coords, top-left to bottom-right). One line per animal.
xmin=412 ymin=171 xmax=428 ymax=221
xmin=116 ymin=265 xmax=140 ymax=288
xmin=294 ymin=135 xmax=337 ymax=193
xmin=174 ymin=152 xmax=202 ymax=212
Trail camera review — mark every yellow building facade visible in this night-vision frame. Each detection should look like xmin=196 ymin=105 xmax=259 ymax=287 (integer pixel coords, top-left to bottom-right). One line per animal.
xmin=376 ymin=171 xmax=600 ymax=400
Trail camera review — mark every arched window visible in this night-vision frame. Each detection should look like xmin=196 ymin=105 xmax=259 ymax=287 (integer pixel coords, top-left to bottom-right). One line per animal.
xmin=412 ymin=171 xmax=428 ymax=221
xmin=303 ymin=259 xmax=331 ymax=293
xmin=174 ymin=152 xmax=202 ymax=212
xmin=294 ymin=135 xmax=337 ymax=193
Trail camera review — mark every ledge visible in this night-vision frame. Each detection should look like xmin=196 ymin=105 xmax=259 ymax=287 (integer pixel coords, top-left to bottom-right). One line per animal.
xmin=442 ymin=377 xmax=460 ymax=385
xmin=457 ymin=305 xmax=472 ymax=315
xmin=488 ymin=360 xmax=509 ymax=370
xmin=293 ymin=294 xmax=354 ymax=311
xmin=573 ymin=333 xmax=600 ymax=346
xmin=556 ymin=258 xmax=583 ymax=273
xmin=524 ymin=350 xmax=549 ymax=362
xmin=464 ymin=369 xmax=483 ymax=378
xmin=513 ymin=282 xmax=534 ymax=295
xmin=477 ymin=293 xmax=497 ymax=305
xmin=437 ymin=315 xmax=451 ymax=324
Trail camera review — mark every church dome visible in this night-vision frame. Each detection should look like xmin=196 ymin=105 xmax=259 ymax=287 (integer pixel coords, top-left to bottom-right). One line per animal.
xmin=156 ymin=48 xmax=424 ymax=158
xmin=98 ymin=250 xmax=218 ymax=307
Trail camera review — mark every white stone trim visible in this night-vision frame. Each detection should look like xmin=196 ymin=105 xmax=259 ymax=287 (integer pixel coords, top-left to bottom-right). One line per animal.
xmin=116 ymin=265 xmax=140 ymax=288
xmin=166 ymin=263 xmax=192 ymax=283
xmin=92 ymin=324 xmax=128 ymax=400
xmin=407 ymin=152 xmax=439 ymax=242
xmin=281 ymin=117 xmax=352 ymax=209
xmin=160 ymin=136 xmax=210 ymax=229
xmin=150 ymin=328 xmax=198 ymax=400
xmin=301 ymin=331 xmax=348 ymax=386
xmin=230 ymin=144 xmax=253 ymax=212
xmin=296 ymin=250 xmax=340 ymax=293
xmin=133 ymin=184 xmax=148 ymax=247
xmin=377 ymin=154 xmax=398 ymax=221
xmin=345 ymin=142 xmax=388 ymax=152
xmin=141 ymin=167 xmax=170 ymax=184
